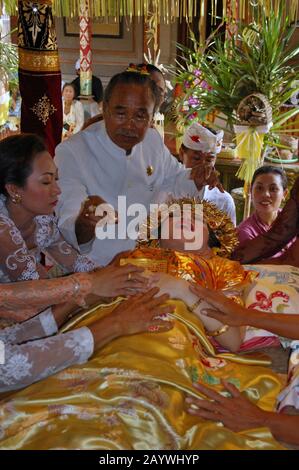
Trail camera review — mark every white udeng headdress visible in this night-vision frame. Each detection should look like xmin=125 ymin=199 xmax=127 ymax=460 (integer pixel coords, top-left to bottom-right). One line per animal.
xmin=183 ymin=123 xmax=224 ymax=154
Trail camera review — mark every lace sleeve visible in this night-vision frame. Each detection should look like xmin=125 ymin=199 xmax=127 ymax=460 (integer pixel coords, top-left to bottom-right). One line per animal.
xmin=0 ymin=214 xmax=47 ymax=282
xmin=0 ymin=273 xmax=93 ymax=322
xmin=0 ymin=324 xmax=94 ymax=393
xmin=36 ymin=215 xmax=95 ymax=274
xmin=0 ymin=308 xmax=58 ymax=344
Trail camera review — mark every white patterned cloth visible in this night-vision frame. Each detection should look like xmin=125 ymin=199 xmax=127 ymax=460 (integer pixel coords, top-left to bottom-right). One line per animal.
xmin=182 ymin=122 xmax=224 ymax=154
xmin=0 ymin=195 xmax=95 ymax=282
xmin=0 ymin=308 xmax=94 ymax=392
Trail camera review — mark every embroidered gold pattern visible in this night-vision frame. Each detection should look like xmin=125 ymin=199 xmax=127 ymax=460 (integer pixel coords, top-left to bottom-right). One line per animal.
xmin=30 ymin=94 xmax=57 ymax=125
xmin=19 ymin=49 xmax=60 ymax=72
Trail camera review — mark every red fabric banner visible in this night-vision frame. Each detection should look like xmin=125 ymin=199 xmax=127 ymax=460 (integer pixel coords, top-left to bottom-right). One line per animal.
xmin=18 ymin=1 xmax=63 ymax=156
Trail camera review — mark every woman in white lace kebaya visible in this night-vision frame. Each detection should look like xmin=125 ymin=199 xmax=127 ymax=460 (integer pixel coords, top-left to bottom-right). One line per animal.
xmin=0 ymin=134 xmax=96 ymax=282
xmin=0 ymin=134 xmax=171 ymax=392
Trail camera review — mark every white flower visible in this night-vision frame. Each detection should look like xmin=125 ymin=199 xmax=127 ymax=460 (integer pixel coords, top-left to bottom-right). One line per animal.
xmin=2 ymin=353 xmax=32 ymax=385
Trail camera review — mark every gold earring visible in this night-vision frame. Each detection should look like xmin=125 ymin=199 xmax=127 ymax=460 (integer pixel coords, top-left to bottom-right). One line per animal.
xmin=11 ymin=194 xmax=22 ymax=204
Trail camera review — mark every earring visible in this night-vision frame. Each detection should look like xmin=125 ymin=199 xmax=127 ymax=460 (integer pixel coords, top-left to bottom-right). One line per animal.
xmin=11 ymin=194 xmax=22 ymax=204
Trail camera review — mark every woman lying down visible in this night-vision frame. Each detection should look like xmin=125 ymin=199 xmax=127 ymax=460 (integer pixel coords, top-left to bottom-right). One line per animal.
xmin=0 ymin=199 xmax=295 ymax=450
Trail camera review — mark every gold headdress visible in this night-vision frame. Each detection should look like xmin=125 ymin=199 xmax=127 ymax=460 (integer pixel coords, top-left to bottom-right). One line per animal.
xmin=126 ymin=63 xmax=150 ymax=76
xmin=138 ymin=197 xmax=238 ymax=258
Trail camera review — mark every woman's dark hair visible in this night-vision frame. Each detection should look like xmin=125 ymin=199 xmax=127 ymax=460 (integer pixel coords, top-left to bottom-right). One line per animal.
xmin=62 ymin=82 xmax=77 ymax=98
xmin=0 ymin=133 xmax=46 ymax=197
xmin=251 ymin=166 xmax=288 ymax=190
xmin=103 ymin=71 xmax=160 ymax=113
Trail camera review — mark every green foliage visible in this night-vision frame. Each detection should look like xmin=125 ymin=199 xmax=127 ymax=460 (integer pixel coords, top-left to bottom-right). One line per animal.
xmin=0 ymin=31 xmax=18 ymax=89
xmin=173 ymin=4 xmax=299 ymax=139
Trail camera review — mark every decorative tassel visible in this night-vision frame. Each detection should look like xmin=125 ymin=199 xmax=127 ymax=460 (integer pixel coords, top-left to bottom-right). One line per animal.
xmin=234 ymin=125 xmax=269 ymax=184
xmin=1 ymin=1 xmax=297 ymax=24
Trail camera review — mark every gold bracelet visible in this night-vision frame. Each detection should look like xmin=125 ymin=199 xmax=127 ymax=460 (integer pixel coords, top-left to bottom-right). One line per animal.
xmin=189 ymin=297 xmax=203 ymax=313
xmin=206 ymin=324 xmax=229 ymax=337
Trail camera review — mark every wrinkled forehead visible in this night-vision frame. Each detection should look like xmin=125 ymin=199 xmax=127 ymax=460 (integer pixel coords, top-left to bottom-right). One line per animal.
xmin=108 ymin=83 xmax=155 ymax=109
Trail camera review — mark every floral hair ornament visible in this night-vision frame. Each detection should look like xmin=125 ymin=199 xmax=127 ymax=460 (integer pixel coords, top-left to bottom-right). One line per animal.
xmin=126 ymin=63 xmax=150 ymax=76
xmin=138 ymin=197 xmax=238 ymax=258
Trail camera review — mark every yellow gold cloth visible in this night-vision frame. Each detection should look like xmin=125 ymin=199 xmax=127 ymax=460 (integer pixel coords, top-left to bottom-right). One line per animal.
xmin=120 ymin=247 xmax=257 ymax=291
xmin=0 ymin=250 xmax=285 ymax=450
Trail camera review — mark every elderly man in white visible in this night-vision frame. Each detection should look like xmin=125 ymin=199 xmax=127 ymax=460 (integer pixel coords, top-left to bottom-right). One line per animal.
xmin=55 ymin=70 xmax=227 ymax=266
xmin=179 ymin=122 xmax=236 ymax=225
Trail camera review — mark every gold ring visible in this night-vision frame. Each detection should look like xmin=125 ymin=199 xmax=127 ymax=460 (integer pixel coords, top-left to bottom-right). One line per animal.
xmin=127 ymin=273 xmax=132 ymax=281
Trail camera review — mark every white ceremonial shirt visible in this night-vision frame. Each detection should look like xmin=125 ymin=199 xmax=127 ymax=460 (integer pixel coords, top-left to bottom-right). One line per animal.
xmin=202 ymin=186 xmax=236 ymax=226
xmin=55 ymin=121 xmax=202 ymax=266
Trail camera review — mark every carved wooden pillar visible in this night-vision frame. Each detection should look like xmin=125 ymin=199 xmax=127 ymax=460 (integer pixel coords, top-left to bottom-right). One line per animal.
xmin=79 ymin=0 xmax=92 ymax=97
xmin=18 ymin=0 xmax=62 ymax=155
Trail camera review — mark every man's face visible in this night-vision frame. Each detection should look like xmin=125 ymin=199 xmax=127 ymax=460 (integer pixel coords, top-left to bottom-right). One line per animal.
xmin=103 ymin=83 xmax=155 ymax=152
xmin=180 ymin=146 xmax=216 ymax=169
xmin=150 ymin=71 xmax=166 ymax=109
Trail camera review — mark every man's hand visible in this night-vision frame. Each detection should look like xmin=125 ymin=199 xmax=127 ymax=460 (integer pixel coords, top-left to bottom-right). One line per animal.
xmin=90 ymin=287 xmax=174 ymax=351
xmin=185 ymin=380 xmax=267 ymax=432
xmin=190 ymin=163 xmax=224 ymax=193
xmin=189 ymin=283 xmax=247 ymax=326
xmin=75 ymin=195 xmax=115 ymax=245
xmin=90 ymin=264 xmax=152 ymax=297
xmin=112 ymin=287 xmax=174 ymax=336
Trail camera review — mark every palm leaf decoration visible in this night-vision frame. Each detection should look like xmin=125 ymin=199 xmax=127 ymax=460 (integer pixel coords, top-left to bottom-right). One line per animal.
xmin=173 ymin=3 xmax=299 ymax=142
xmin=0 ymin=30 xmax=18 ymax=88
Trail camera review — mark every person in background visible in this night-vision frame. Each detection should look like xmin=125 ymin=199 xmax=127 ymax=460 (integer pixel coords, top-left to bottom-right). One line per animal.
xmin=62 ymin=83 xmax=84 ymax=140
xmin=232 ymin=175 xmax=299 ymax=266
xmin=136 ymin=63 xmax=166 ymax=139
xmin=179 ymin=122 xmax=236 ymax=225
xmin=137 ymin=63 xmax=167 ymax=111
xmin=237 ymin=167 xmax=296 ymax=260
xmin=72 ymin=59 xmax=104 ymax=110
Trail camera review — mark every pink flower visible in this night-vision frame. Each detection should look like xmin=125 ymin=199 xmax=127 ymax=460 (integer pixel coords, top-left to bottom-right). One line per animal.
xmin=188 ymin=96 xmax=199 ymax=106
xmin=188 ymin=112 xmax=198 ymax=120
xmin=201 ymin=80 xmax=212 ymax=91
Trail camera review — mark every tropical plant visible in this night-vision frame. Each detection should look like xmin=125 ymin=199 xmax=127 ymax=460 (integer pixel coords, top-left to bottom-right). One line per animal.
xmin=0 ymin=30 xmax=18 ymax=89
xmin=173 ymin=3 xmax=299 ymax=143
